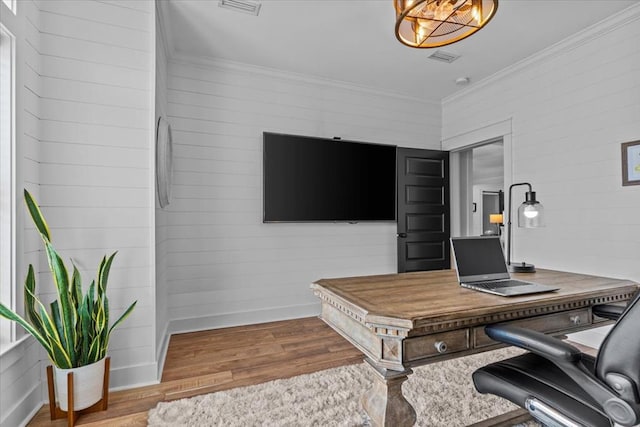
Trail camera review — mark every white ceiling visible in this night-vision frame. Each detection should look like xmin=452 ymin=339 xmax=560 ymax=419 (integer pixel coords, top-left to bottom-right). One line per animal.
xmin=160 ymin=0 xmax=636 ymax=102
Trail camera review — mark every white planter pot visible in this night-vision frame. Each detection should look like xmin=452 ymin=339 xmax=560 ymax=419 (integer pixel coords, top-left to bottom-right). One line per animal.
xmin=53 ymin=357 xmax=106 ymax=411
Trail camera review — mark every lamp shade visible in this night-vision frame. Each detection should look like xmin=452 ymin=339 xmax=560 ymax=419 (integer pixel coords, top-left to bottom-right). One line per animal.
xmin=517 ymin=191 xmax=544 ymax=228
xmin=489 ymin=213 xmax=503 ymax=224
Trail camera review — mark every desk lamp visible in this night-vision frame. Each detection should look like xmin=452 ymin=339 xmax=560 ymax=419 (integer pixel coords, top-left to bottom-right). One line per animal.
xmin=507 ymin=182 xmax=544 ymax=273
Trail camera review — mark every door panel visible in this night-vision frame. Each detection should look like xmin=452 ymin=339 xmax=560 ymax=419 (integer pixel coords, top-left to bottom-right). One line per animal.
xmin=406 ymin=241 xmax=446 ymax=260
xmin=406 ymin=157 xmax=444 ymax=176
xmin=397 ymin=148 xmax=450 ymax=273
xmin=405 ymin=186 xmax=443 ymax=204
xmin=406 ymin=214 xmax=443 ymax=232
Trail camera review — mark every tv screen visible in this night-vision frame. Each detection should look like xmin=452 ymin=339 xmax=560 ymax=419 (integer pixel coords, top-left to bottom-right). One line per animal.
xmin=263 ymin=133 xmax=396 ymax=222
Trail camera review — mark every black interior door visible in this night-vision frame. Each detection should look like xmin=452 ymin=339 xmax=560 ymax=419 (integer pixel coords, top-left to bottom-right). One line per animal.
xmin=397 ymin=147 xmax=450 ymax=273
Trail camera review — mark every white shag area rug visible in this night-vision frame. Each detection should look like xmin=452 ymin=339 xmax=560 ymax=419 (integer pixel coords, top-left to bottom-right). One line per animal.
xmin=149 ymin=347 xmax=536 ymax=427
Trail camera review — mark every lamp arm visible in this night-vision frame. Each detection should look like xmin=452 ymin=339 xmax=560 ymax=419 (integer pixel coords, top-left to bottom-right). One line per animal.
xmin=506 ymin=182 xmax=532 ymax=266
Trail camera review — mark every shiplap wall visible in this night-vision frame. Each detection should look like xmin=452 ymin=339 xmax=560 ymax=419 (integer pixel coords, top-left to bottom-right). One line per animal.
xmin=165 ymin=58 xmax=441 ymax=333
xmin=155 ymin=3 xmax=170 ymax=376
xmin=443 ymin=6 xmax=640 ymax=282
xmin=31 ymin=0 xmax=157 ymax=388
xmin=1 ymin=2 xmax=157 ymax=425
xmin=0 ymin=1 xmax=43 ymax=425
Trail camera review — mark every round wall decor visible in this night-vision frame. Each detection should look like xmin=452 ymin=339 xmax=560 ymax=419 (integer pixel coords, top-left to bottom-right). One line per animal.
xmin=156 ymin=116 xmax=173 ymax=208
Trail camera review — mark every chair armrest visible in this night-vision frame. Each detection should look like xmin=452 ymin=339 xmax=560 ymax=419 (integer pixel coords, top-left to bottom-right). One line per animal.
xmin=592 ymin=304 xmax=625 ymax=321
xmin=485 ymin=324 xmax=582 ymax=362
xmin=485 ymin=323 xmax=640 ymax=426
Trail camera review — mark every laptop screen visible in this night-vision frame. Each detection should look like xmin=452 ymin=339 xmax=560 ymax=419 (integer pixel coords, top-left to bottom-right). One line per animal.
xmin=451 ymin=236 xmax=509 ymax=282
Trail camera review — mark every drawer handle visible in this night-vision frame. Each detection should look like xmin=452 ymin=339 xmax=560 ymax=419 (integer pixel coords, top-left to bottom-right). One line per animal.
xmin=434 ymin=341 xmax=448 ymax=354
xmin=570 ymin=315 xmax=582 ymax=325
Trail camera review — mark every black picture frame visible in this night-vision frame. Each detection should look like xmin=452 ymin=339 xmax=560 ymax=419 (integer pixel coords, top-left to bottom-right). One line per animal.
xmin=621 ymin=140 xmax=640 ymax=186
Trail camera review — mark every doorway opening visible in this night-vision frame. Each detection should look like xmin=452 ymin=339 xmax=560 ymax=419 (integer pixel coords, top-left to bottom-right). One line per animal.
xmin=454 ymin=139 xmax=504 ymax=237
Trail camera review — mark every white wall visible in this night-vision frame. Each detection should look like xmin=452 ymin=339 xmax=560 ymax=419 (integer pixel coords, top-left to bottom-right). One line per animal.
xmin=1 ymin=1 xmax=157 ymax=426
xmin=31 ymin=0 xmax=157 ymax=389
xmin=443 ymin=6 xmax=640 ymax=282
xmin=164 ymin=57 xmax=441 ymax=333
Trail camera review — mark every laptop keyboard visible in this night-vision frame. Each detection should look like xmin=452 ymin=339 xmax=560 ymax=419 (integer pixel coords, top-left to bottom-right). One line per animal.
xmin=470 ymin=279 xmax=530 ymax=290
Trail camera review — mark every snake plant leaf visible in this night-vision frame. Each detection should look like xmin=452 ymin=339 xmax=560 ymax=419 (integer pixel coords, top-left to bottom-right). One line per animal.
xmin=102 ymin=296 xmax=110 ymax=346
xmin=97 ymin=298 xmax=108 ymax=360
xmin=71 ymin=264 xmax=82 ymax=309
xmin=87 ymin=334 xmax=101 ymax=362
xmin=78 ymin=293 xmax=92 ymax=365
xmin=0 ymin=302 xmax=53 ymax=357
xmin=36 ymin=303 xmax=72 ymax=368
xmin=50 ymin=300 xmax=66 ymax=351
xmin=97 ymin=256 xmax=106 ymax=296
xmin=94 ymin=296 xmax=106 ymax=331
xmin=87 ymin=280 xmax=96 ymax=317
xmin=44 ymin=241 xmax=77 ymax=367
xmin=98 ymin=253 xmax=116 ymax=295
xmin=23 ymin=189 xmax=51 ymax=242
xmin=107 ymin=300 xmax=137 ymax=341
xmin=24 ymin=265 xmax=45 ymax=335
xmin=93 ymin=295 xmax=107 ymax=360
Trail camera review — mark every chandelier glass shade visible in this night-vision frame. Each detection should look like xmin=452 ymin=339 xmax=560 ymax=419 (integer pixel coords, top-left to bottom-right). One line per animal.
xmin=394 ymin=0 xmax=498 ymax=48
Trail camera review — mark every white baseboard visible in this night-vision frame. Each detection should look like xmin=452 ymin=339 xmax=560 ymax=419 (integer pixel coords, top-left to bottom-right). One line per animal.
xmin=109 ymin=361 xmax=160 ymax=391
xmin=168 ymin=303 xmax=321 ymax=336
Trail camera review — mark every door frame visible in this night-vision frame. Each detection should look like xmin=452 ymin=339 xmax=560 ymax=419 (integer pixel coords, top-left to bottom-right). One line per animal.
xmin=444 ymin=119 xmax=513 ymax=240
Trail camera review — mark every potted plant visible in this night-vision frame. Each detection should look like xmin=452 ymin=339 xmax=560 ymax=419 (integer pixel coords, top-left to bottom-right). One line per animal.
xmin=0 ymin=189 xmax=137 ymax=412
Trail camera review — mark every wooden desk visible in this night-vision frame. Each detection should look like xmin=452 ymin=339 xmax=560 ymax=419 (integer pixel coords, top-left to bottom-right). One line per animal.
xmin=311 ymin=269 xmax=639 ymax=427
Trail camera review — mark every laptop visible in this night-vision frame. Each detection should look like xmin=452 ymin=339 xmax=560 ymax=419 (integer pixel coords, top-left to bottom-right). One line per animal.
xmin=450 ymin=236 xmax=559 ymax=297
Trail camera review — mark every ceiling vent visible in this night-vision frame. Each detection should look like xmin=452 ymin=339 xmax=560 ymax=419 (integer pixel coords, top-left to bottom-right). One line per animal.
xmin=218 ymin=0 xmax=261 ymax=16
xmin=427 ymin=50 xmax=460 ymax=63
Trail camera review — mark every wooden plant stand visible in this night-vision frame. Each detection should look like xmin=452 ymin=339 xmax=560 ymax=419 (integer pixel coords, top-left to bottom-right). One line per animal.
xmin=46 ymin=357 xmax=110 ymax=427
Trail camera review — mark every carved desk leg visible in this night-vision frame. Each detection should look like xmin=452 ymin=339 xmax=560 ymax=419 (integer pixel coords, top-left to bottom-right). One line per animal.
xmin=361 ymin=358 xmax=417 ymax=427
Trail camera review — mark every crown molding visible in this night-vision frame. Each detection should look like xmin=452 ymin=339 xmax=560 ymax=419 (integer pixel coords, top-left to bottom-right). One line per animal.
xmin=168 ymin=53 xmax=439 ymax=106
xmin=443 ymin=3 xmax=640 ymax=106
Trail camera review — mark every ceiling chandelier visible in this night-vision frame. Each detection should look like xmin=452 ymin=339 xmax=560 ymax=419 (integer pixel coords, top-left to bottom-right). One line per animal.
xmin=394 ymin=0 xmax=498 ymax=48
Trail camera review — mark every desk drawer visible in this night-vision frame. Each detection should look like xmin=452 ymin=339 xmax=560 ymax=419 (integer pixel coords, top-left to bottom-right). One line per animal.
xmin=404 ymin=329 xmax=469 ymax=362
xmin=473 ymin=308 xmax=591 ymax=348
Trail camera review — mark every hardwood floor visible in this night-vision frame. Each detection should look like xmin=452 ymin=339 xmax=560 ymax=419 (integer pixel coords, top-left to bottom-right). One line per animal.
xmin=24 ymin=317 xmax=599 ymax=427
xmin=26 ymin=317 xmax=363 ymax=426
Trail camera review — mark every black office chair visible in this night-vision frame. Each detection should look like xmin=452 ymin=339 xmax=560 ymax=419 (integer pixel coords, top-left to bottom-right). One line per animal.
xmin=472 ymin=293 xmax=640 ymax=427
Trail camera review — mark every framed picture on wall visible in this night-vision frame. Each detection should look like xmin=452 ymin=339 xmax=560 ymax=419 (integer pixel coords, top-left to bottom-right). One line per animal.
xmin=622 ymin=140 xmax=640 ymax=186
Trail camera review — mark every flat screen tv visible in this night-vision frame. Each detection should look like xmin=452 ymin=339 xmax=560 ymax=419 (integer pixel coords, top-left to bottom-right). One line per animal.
xmin=263 ymin=132 xmax=396 ymax=222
